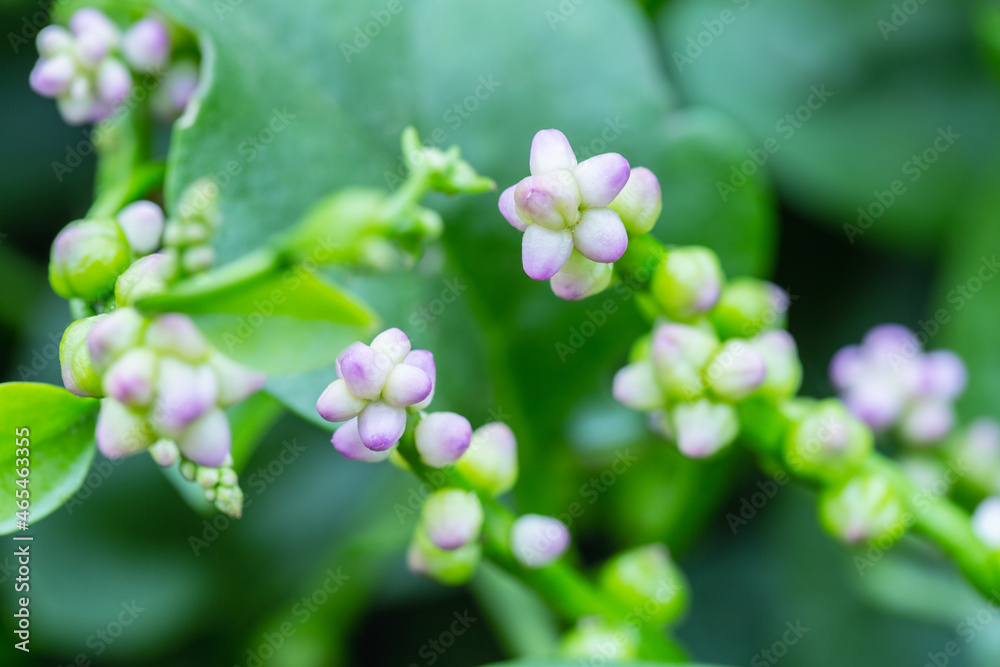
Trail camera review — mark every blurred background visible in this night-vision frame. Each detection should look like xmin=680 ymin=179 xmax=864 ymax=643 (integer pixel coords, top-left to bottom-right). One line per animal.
xmin=2 ymin=0 xmax=1000 ymax=665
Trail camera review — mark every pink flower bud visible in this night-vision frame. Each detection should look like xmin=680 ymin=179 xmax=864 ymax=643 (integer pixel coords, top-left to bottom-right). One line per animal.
xmin=175 ymin=408 xmax=231 ymax=466
xmin=36 ymin=25 xmax=73 ymax=57
xmin=510 ymin=514 xmax=570 ymax=568
xmin=357 ymin=401 xmax=406 ymax=451
xmin=103 ymin=347 xmax=157 ymax=406
xmin=95 ymin=398 xmax=156 ymax=459
xmin=550 ymin=251 xmax=613 ymax=301
xmin=705 ymin=340 xmax=766 ymax=401
xmin=143 ymin=313 xmax=210 ymax=363
xmin=29 ymin=54 xmax=76 ymax=97
xmin=457 ymin=422 xmax=518 ymax=496
xmin=117 ymin=200 xmax=165 ymax=254
xmin=87 ymin=308 xmax=146 ymax=372
xmin=332 ymin=418 xmax=393 ymax=462
xmin=370 ymin=327 xmax=411 ymax=363
xmin=317 ymin=378 xmax=367 ymax=423
xmin=414 ymin=412 xmax=473 ymax=468
xmin=96 ymin=57 xmax=131 ymax=106
xmin=337 ymin=341 xmax=392 ymax=400
xmin=154 ymin=358 xmax=218 ymax=434
xmin=422 ymin=489 xmax=484 ymax=551
xmin=121 ymin=18 xmax=170 ymax=72
xmin=403 ymin=349 xmax=436 ymax=411
xmin=208 ymin=351 xmax=266 ymax=408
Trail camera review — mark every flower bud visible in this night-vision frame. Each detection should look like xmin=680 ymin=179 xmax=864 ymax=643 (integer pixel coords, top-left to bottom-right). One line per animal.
xmin=650 ymin=247 xmax=724 ymax=321
xmin=208 ymin=351 xmax=266 ymax=408
xmin=383 ymin=362 xmax=433 ymax=408
xmin=174 ymin=408 xmax=231 ymax=466
xmin=751 ymin=330 xmax=802 ymax=400
xmin=87 ymin=307 xmax=146 ymax=372
xmin=421 ymin=489 xmax=484 ymax=550
xmin=403 ymin=349 xmax=436 ymax=411
xmin=598 ymin=544 xmax=688 ymax=626
xmin=29 ymin=54 xmax=76 ymax=97
xmin=514 ymin=170 xmax=582 ymax=230
xmin=332 ymin=418 xmax=393 ymax=462
xmin=415 ymin=412 xmax=473 ymax=468
xmin=705 ymin=339 xmax=766 ymax=401
xmin=669 ymin=399 xmax=738 ymax=458
xmin=338 ymin=341 xmax=392 ymax=400
xmin=550 ymin=251 xmax=613 ymax=301
xmin=357 ymin=401 xmax=407 ymax=451
xmin=916 ymin=350 xmax=967 ymax=399
xmin=154 ymin=358 xmax=218 ymax=434
xmin=973 ymin=497 xmax=1000 ymax=550
xmin=176 ymin=178 xmax=221 ymax=229
xmin=149 ymin=439 xmax=179 ymax=467
xmin=842 ymin=377 xmax=906 ymax=432
xmin=612 ymin=360 xmax=662 ymax=411
xmin=49 ymin=219 xmax=132 ymax=301
xmin=196 ymin=466 xmax=220 ymax=488
xmin=948 ymin=418 xmax=1000 ymax=494
xmin=143 ymin=313 xmax=210 ymax=363
xmin=784 ymin=400 xmax=872 ymax=482
xmin=456 ymin=422 xmax=518 ymax=495
xmin=37 ymin=25 xmax=73 ymax=57
xmin=117 ymin=200 xmax=165 ymax=255
xmin=152 ymin=58 xmax=199 ymax=119
xmin=95 ymin=398 xmax=156 ymax=459
xmin=59 ymin=317 xmax=104 ymax=397
xmin=898 ymin=398 xmax=955 ymax=446
xmin=370 ymin=327 xmax=411 ymax=363
xmin=214 ymin=485 xmax=244 ymax=518
xmin=115 ymin=253 xmax=174 ymax=306
xmin=95 ymin=57 xmax=131 ymax=106
xmin=818 ymin=472 xmax=906 ymax=545
xmin=181 ymin=245 xmax=216 ymax=274
xmin=317 ymin=379 xmax=367 ymax=423
xmin=103 ymin=347 xmax=157 ymax=406
xmin=121 ymin=18 xmax=170 ymax=72
xmin=407 ymin=525 xmax=481 ymax=586
xmin=608 ymin=167 xmax=661 ymax=235
xmin=650 ymin=323 xmax=718 ymax=401
xmin=510 ymin=514 xmax=570 ymax=569
xmin=179 ymin=459 xmax=197 ymax=481
xmin=709 ymin=278 xmax=789 ymax=339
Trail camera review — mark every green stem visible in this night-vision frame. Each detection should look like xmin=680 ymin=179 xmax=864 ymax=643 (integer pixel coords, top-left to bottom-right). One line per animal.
xmin=395 ymin=428 xmax=689 ymax=661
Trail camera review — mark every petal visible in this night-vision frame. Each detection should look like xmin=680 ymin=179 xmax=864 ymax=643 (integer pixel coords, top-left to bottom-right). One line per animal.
xmin=514 ymin=172 xmax=581 ymax=230
xmin=403 ymin=350 xmax=436 ymax=410
xmin=499 ymin=185 xmax=528 ymax=232
xmin=371 ymin=327 xmax=411 ymax=364
xmin=383 ymin=363 xmax=433 ymax=407
xmin=357 ymin=402 xmax=407 ymax=451
xmin=522 ymin=225 xmax=573 ymax=280
xmin=612 ymin=361 xmax=662 ymax=411
xmin=337 ymin=342 xmax=392 ymax=400
xmin=572 ymin=209 xmax=628 ymax=263
xmin=332 ymin=418 xmax=392 ymax=462
xmin=529 ymin=129 xmax=577 ymax=175
xmin=95 ymin=398 xmax=155 ymax=459
xmin=176 ymin=409 xmax=232 ymax=466
xmin=573 ymin=153 xmax=630 ymax=207
xmin=317 ymin=378 xmax=367 ymax=422
xmin=549 ymin=251 xmax=612 ymax=301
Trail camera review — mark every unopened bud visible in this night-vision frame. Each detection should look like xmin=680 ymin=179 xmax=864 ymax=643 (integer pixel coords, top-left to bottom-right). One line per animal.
xmin=709 ymin=278 xmax=789 ymax=339
xmin=898 ymin=399 xmax=955 ymax=446
xmin=650 ymin=247 xmax=724 ymax=321
xmin=456 ymin=422 xmax=518 ymax=496
xmin=670 ymin=399 xmax=738 ymax=459
xmin=208 ymin=351 xmax=266 ymax=408
xmin=421 ymin=489 xmax=484 ymax=551
xmin=550 ymin=251 xmax=613 ymax=301
xmin=87 ymin=307 xmax=146 ymax=372
xmin=331 ymin=418 xmax=393 ymax=462
xmin=121 ymin=18 xmax=170 ymax=72
xmin=144 ymin=313 xmax=210 ymax=363
xmin=407 ymin=525 xmax=481 ymax=586
xmin=612 ymin=360 xmax=662 ymax=411
xmin=819 ymin=472 xmax=906 ymax=545
xmin=598 ymin=544 xmax=688 ymax=626
xmin=59 ymin=317 xmax=104 ymax=397
xmin=650 ymin=323 xmax=719 ymax=401
xmin=414 ymin=412 xmax=473 ymax=468
xmin=510 ymin=514 xmax=570 ymax=569
xmin=174 ymin=408 xmax=231 ymax=467
xmin=705 ymin=339 xmax=766 ymax=401
xmin=95 ymin=398 xmax=156 ymax=459
xmin=751 ymin=330 xmax=802 ymax=400
xmin=154 ymin=358 xmax=218 ymax=434
xmin=149 ymin=439 xmax=179 ymax=467
xmin=103 ymin=347 xmax=157 ymax=406
xmin=117 ymin=200 xmax=165 ymax=254
xmin=784 ymin=400 xmax=872 ymax=482
xmin=608 ymin=166 xmax=661 ymax=235
xmin=49 ymin=219 xmax=132 ymax=301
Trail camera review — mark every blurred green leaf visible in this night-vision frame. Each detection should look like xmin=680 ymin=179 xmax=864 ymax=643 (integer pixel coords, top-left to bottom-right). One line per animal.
xmin=0 ymin=382 xmax=97 ymax=534
xmin=482 ymin=661 xmax=732 ymax=666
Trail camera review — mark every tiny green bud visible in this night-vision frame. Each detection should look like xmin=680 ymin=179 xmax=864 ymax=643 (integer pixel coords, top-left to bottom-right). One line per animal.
xmin=214 ymin=485 xmax=244 ymax=518
xmin=49 ymin=218 xmax=132 ymax=301
xmin=115 ymin=252 xmax=175 ymax=306
xmin=650 ymin=247 xmax=724 ymax=321
xmin=819 ymin=471 xmax=907 ymax=545
xmin=609 ymin=166 xmax=661 ymax=235
xmin=561 ymin=617 xmax=639 ymax=661
xmin=598 ymin=544 xmax=688 ymax=626
xmin=406 ymin=525 xmax=481 ymax=586
xmin=709 ymin=278 xmax=789 ymax=339
xmin=179 ymin=460 xmax=197 ymax=481
xmin=196 ymin=466 xmax=220 ymax=488
xmin=784 ymin=400 xmax=872 ymax=482
xmin=59 ymin=316 xmax=104 ymax=397
xmin=456 ymin=422 xmax=518 ymax=496
xmin=421 ymin=489 xmax=484 ymax=551
xmin=751 ymin=330 xmax=802 ymax=401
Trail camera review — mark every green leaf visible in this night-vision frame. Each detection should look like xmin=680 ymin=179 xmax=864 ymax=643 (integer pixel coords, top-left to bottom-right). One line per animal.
xmin=481 ymin=662 xmax=731 ymax=667
xmin=0 ymin=382 xmax=99 ymax=535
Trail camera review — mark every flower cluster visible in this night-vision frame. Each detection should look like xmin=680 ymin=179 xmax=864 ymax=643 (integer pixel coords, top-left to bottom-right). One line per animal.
xmin=498 ymin=129 xmax=661 ymax=300
xmin=29 ymin=9 xmax=182 ymax=125
xmin=59 ymin=308 xmax=265 ymax=515
xmin=317 ymin=327 xmax=571 ymax=584
xmin=830 ymin=324 xmax=967 ymax=445
xmin=613 ymin=275 xmax=800 ymax=459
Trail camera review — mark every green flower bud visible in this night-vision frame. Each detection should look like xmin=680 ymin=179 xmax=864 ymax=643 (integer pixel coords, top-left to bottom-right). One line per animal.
xmin=406 ymin=525 xmax=481 ymax=586
xmin=115 ymin=253 xmax=175 ymax=306
xmin=709 ymin=278 xmax=789 ymax=339
xmin=59 ymin=316 xmax=105 ymax=397
xmin=598 ymin=544 xmax=688 ymax=626
xmin=819 ymin=471 xmax=907 ymax=545
xmin=176 ymin=177 xmax=221 ymax=230
xmin=609 ymin=167 xmax=661 ymax=236
xmin=784 ymin=400 xmax=872 ymax=482
xmin=49 ymin=218 xmax=132 ymax=301
xmin=650 ymin=247 xmax=724 ymax=321
xmin=750 ymin=330 xmax=802 ymax=401
xmin=560 ymin=617 xmax=639 ymax=661
xmin=456 ymin=422 xmax=518 ymax=496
